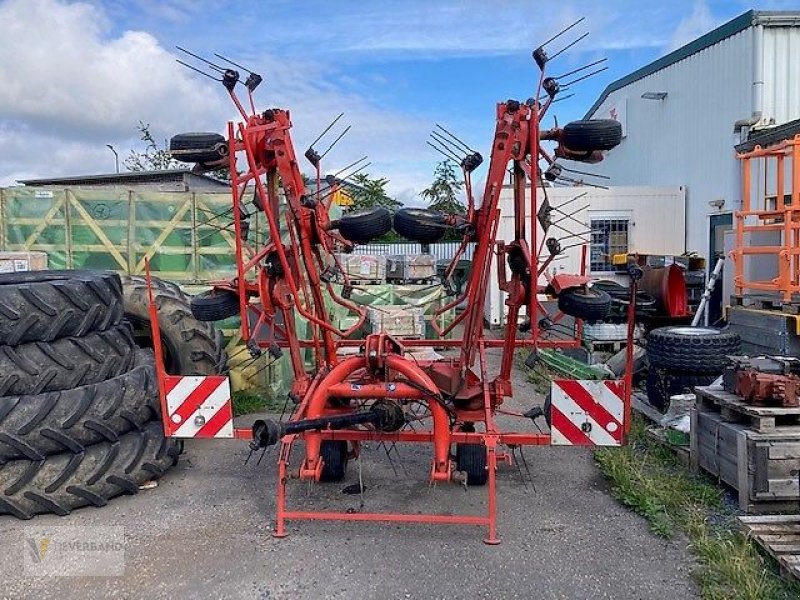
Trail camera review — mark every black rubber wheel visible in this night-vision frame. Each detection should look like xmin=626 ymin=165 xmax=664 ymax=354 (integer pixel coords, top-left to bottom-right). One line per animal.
xmin=543 ymin=392 xmax=552 ymax=428
xmin=645 ymin=367 xmax=718 ymax=412
xmin=561 ymin=119 xmax=622 ymax=152
xmin=0 ymin=350 xmax=158 ymax=462
xmin=647 ymin=326 xmax=740 ymax=374
xmin=0 ymin=421 xmax=180 ymax=520
xmin=122 ymin=276 xmax=228 ymax=375
xmin=557 ymin=287 xmax=612 ymax=323
xmin=0 ymin=324 xmax=137 ymax=397
xmin=336 ymin=208 xmax=392 ymax=244
xmin=0 ymin=270 xmax=123 ymax=346
xmin=455 ymin=443 xmax=488 ymax=486
xmin=393 ymin=208 xmax=447 ymax=243
xmin=319 ymin=440 xmax=348 ymax=482
xmin=169 ymin=132 xmax=228 ymax=163
xmin=190 ymin=289 xmax=240 ymax=322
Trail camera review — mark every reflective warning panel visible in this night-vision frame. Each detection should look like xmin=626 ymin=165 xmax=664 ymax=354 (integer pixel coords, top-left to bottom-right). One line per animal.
xmin=550 ymin=380 xmax=625 ymax=446
xmin=164 ymin=375 xmax=234 ymax=438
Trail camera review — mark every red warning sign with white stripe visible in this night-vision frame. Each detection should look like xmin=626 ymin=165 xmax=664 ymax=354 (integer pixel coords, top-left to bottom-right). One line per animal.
xmin=550 ymin=380 xmax=625 ymax=446
xmin=164 ymin=375 xmax=234 ymax=438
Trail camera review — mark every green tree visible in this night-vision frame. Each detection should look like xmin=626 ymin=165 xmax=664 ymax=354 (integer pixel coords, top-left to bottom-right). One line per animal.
xmin=124 ymin=121 xmax=181 ymax=171
xmin=349 ymin=173 xmax=402 ymax=211
xmin=125 ymin=121 xmax=231 ymax=182
xmin=421 ymin=160 xmax=465 ymax=214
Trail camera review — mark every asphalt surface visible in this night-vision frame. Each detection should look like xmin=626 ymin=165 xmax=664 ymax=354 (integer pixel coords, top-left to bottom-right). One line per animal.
xmin=0 ymin=345 xmax=697 ymax=599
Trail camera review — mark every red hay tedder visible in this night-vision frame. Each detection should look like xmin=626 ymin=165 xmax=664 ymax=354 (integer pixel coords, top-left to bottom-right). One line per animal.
xmin=149 ymin=24 xmax=640 ymax=543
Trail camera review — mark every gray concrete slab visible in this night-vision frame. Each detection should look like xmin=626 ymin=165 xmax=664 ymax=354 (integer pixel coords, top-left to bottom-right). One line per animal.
xmin=0 ymin=345 xmax=696 ymax=599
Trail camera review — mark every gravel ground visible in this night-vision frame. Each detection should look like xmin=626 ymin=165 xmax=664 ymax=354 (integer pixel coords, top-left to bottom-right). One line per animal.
xmin=0 ymin=344 xmax=697 ymax=599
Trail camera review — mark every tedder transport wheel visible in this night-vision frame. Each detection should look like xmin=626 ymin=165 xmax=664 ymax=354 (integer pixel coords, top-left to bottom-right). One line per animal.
xmin=0 ymin=270 xmax=123 ymax=346
xmin=392 ymin=208 xmax=447 ymax=244
xmin=645 ymin=367 xmax=718 ymax=412
xmin=0 ymin=324 xmax=137 ymax=396
xmin=557 ymin=287 xmax=612 ymax=323
xmin=122 ymin=276 xmax=228 ymax=375
xmin=561 ymin=119 xmax=622 ymax=152
xmin=647 ymin=326 xmax=741 ymax=374
xmin=543 ymin=392 xmax=552 ymax=428
xmin=169 ymin=132 xmax=228 ymax=164
xmin=190 ymin=289 xmax=240 ymax=322
xmin=455 ymin=443 xmax=488 ymax=486
xmin=319 ymin=440 xmax=348 ymax=482
xmin=0 ymin=350 xmax=158 ymax=462
xmin=336 ymin=208 xmax=393 ymax=244
xmin=0 ymin=422 xmax=180 ymax=520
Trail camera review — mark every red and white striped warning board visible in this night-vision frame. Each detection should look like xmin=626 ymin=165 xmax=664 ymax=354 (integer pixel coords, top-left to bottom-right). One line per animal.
xmin=163 ymin=375 xmax=234 ymax=438
xmin=550 ymin=380 xmax=625 ymax=446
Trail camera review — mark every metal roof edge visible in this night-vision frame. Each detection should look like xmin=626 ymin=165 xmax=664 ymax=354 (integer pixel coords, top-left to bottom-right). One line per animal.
xmin=584 ymin=9 xmax=773 ymax=118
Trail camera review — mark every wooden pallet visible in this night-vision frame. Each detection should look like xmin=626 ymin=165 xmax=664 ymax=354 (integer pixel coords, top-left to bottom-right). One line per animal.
xmin=691 ymin=408 xmax=800 ymax=513
xmin=695 ymin=386 xmax=800 ymax=432
xmin=731 ymin=294 xmax=800 ymax=315
xmin=740 ymin=515 xmax=800 ymax=583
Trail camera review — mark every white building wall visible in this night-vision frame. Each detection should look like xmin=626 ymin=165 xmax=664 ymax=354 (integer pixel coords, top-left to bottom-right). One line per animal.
xmin=483 ymin=185 xmax=686 ymax=325
xmin=762 ymin=26 xmax=800 ymax=125
xmin=586 ymin=29 xmax=754 ymax=258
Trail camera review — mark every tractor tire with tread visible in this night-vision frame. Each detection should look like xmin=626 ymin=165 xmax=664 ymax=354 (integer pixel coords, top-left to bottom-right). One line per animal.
xmin=557 ymin=287 xmax=612 ymax=323
xmin=169 ymin=132 xmax=228 ymax=164
xmin=393 ymin=208 xmax=448 ymax=244
xmin=0 ymin=421 xmax=180 ymax=520
xmin=319 ymin=440 xmax=348 ymax=482
xmin=455 ymin=443 xmax=488 ymax=486
xmin=561 ymin=120 xmax=622 ymax=152
xmin=0 ymin=270 xmax=123 ymax=346
xmin=0 ymin=324 xmax=137 ymax=397
xmin=190 ymin=289 xmax=240 ymax=322
xmin=647 ymin=326 xmax=740 ymax=374
xmin=122 ymin=276 xmax=228 ymax=375
xmin=0 ymin=350 xmax=158 ymax=463
xmin=336 ymin=208 xmax=392 ymax=244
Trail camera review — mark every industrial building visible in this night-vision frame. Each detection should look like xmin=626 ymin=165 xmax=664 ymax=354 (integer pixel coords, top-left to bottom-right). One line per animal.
xmin=584 ymin=10 xmax=800 ymax=266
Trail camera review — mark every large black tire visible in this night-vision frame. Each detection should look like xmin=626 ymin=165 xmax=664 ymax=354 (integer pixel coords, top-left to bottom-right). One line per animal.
xmin=393 ymin=208 xmax=447 ymax=243
xmin=645 ymin=367 xmax=718 ymax=412
xmin=190 ymin=289 xmax=240 ymax=322
xmin=319 ymin=440 xmax=348 ymax=482
xmin=0 ymin=350 xmax=158 ymax=462
xmin=561 ymin=119 xmax=622 ymax=152
xmin=557 ymin=287 xmax=612 ymax=323
xmin=0 ymin=324 xmax=137 ymax=397
xmin=337 ymin=208 xmax=392 ymax=244
xmin=0 ymin=270 xmax=123 ymax=346
xmin=647 ymin=326 xmax=740 ymax=374
xmin=0 ymin=422 xmax=179 ymax=520
xmin=169 ymin=132 xmax=228 ymax=164
xmin=455 ymin=443 xmax=487 ymax=486
xmin=122 ymin=276 xmax=227 ymax=375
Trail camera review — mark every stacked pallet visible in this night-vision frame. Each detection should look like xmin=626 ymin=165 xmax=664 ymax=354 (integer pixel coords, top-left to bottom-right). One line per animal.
xmin=691 ymin=385 xmax=800 ymax=513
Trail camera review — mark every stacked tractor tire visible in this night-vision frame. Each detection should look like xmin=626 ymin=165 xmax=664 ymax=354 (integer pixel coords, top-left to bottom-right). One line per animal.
xmin=0 ymin=270 xmax=226 ymax=519
xmin=645 ymin=326 xmax=741 ymax=411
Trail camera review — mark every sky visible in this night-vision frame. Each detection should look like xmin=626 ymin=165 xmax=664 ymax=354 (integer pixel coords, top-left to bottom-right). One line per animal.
xmin=0 ymin=0 xmax=796 ymax=203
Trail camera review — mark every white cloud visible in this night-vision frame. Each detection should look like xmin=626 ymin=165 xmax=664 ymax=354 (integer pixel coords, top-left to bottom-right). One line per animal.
xmin=667 ymin=0 xmax=718 ymax=52
xmin=0 ymin=0 xmax=433 ymax=201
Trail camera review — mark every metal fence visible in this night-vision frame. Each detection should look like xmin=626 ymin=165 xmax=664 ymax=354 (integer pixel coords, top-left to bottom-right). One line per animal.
xmin=353 ymin=241 xmax=475 ymax=262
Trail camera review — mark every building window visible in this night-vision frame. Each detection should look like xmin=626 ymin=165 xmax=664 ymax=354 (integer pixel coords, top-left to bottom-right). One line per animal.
xmin=590 ymin=219 xmax=629 ymax=272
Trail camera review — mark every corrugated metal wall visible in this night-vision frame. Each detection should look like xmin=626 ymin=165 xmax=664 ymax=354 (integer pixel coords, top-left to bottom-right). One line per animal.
xmin=762 ymin=26 xmax=800 ymax=125
xmin=586 ymin=29 xmax=753 ymax=258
